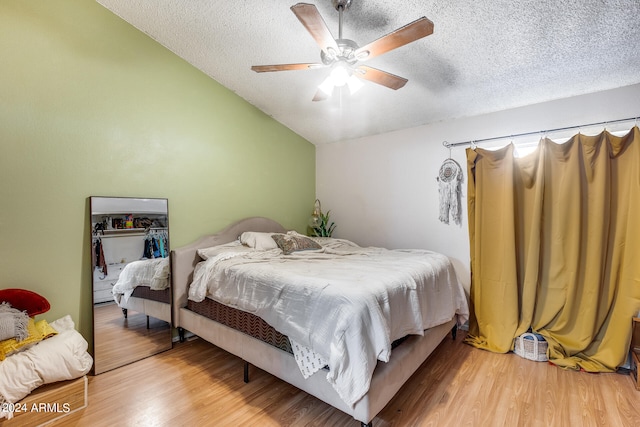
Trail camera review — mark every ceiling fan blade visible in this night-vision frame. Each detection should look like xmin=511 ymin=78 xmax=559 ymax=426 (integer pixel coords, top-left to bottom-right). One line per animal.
xmin=291 ymin=3 xmax=340 ymax=56
xmin=356 ymin=66 xmax=408 ymax=90
xmin=355 ymin=17 xmax=434 ymax=61
xmin=251 ymin=63 xmax=324 ymax=72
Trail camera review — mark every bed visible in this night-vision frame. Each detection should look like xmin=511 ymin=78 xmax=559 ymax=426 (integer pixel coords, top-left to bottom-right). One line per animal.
xmin=171 ymin=217 xmax=469 ymax=426
xmin=112 ymin=257 xmax=172 ymax=325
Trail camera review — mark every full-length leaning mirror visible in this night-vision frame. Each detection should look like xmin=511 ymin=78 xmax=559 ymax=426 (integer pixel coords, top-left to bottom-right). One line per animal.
xmin=90 ymin=196 xmax=172 ymax=374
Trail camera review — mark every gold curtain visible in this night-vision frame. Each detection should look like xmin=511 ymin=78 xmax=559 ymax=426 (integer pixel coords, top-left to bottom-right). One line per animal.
xmin=465 ymin=126 xmax=640 ymax=371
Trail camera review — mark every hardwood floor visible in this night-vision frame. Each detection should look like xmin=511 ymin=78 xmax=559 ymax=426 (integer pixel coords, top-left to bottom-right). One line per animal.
xmin=53 ymin=331 xmax=640 ymax=426
xmin=93 ymin=303 xmax=171 ymax=374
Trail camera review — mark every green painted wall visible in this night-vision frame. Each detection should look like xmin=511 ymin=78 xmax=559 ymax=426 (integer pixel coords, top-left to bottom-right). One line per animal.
xmin=0 ymin=1 xmax=315 ymax=342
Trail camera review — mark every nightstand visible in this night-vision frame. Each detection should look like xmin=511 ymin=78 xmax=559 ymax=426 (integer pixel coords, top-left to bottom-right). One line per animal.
xmin=92 ymin=263 xmax=127 ymax=304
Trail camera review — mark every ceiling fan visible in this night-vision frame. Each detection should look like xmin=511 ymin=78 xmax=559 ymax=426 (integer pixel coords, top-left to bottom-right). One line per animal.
xmin=251 ymin=0 xmax=434 ymax=101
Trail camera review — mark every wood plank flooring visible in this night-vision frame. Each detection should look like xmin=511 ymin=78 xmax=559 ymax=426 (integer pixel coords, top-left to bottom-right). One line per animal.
xmin=93 ymin=302 xmax=171 ymax=374
xmin=52 ymin=331 xmax=640 ymax=426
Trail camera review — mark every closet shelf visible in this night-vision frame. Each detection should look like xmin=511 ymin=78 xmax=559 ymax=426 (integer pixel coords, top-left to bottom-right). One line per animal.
xmin=101 ymin=228 xmax=147 ymax=236
xmin=97 ymin=227 xmax=168 ymax=238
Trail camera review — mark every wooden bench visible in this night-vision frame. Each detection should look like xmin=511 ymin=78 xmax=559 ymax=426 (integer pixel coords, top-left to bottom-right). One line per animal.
xmin=1 ymin=376 xmax=87 ymax=427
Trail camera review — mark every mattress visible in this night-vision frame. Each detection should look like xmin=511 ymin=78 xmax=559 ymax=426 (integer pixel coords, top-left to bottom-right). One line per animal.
xmin=186 ymin=298 xmax=408 ymax=366
xmin=130 ymin=286 xmax=171 ymax=304
xmin=186 ymin=298 xmax=292 ymax=354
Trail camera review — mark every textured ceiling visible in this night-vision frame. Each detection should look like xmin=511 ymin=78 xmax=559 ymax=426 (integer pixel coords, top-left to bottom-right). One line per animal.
xmin=96 ymin=0 xmax=640 ymax=145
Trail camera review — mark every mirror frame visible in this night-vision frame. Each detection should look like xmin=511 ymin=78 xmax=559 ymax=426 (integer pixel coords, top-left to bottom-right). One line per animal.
xmin=90 ymin=196 xmax=172 ymax=374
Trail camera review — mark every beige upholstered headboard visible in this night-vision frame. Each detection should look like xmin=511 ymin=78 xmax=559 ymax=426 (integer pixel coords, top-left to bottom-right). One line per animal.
xmin=170 ymin=217 xmax=287 ymax=326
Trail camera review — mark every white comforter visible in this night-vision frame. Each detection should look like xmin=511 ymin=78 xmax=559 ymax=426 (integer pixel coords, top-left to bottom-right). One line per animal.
xmin=0 ymin=315 xmax=93 ymax=420
xmin=188 ymin=239 xmax=469 ymax=406
xmin=112 ymin=257 xmax=170 ymax=304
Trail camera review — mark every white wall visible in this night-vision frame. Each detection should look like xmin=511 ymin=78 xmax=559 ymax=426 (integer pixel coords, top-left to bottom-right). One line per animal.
xmin=316 ymin=83 xmax=640 ymax=292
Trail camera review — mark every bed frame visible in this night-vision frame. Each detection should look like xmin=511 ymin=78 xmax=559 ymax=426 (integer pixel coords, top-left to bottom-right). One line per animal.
xmin=118 ymin=293 xmax=171 ymax=327
xmin=114 ymin=261 xmax=172 ymax=326
xmin=171 ymin=217 xmax=456 ymax=426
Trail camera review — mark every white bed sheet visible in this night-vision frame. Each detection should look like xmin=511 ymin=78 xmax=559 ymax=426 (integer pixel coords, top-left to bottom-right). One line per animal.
xmin=112 ymin=257 xmax=170 ymax=304
xmin=188 ymin=238 xmax=469 ymax=406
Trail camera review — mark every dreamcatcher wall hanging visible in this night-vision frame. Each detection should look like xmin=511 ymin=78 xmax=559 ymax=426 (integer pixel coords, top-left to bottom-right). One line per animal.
xmin=437 ymin=146 xmax=463 ymax=225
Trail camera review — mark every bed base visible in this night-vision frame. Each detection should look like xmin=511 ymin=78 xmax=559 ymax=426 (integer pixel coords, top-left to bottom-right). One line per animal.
xmin=117 ymin=296 xmax=171 ymax=325
xmin=178 ymin=306 xmax=455 ymax=425
xmin=122 ymin=308 xmax=152 ymax=329
xmin=118 ymin=286 xmax=171 ymax=327
xmin=188 ymin=321 xmax=459 ymax=385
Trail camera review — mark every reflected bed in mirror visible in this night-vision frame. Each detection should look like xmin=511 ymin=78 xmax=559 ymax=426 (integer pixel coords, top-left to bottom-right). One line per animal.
xmin=90 ymin=196 xmax=172 ymax=374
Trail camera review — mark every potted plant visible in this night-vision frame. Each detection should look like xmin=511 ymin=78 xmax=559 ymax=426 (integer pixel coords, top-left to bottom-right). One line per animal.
xmin=308 ymin=199 xmax=336 ymax=237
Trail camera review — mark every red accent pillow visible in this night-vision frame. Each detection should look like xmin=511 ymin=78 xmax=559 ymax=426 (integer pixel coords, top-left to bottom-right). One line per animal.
xmin=0 ymin=289 xmax=51 ymax=317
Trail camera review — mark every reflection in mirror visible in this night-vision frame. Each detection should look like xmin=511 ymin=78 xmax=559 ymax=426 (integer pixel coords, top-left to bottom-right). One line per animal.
xmin=90 ymin=197 xmax=172 ymax=374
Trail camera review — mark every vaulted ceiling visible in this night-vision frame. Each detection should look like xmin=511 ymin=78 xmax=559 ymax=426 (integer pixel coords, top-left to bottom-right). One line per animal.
xmin=96 ymin=0 xmax=640 ymax=144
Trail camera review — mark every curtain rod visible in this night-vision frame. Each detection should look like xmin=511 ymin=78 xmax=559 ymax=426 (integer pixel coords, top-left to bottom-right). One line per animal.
xmin=442 ymin=116 xmax=639 ymax=149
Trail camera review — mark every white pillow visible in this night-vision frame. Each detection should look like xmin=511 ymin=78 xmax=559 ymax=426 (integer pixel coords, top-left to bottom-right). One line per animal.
xmin=197 ymin=241 xmax=245 ymax=260
xmin=239 ymin=231 xmax=279 ymax=250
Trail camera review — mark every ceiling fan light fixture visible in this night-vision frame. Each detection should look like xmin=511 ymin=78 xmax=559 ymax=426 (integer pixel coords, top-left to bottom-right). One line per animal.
xmin=318 ymin=69 xmax=363 ymax=98
xmin=329 ymin=63 xmax=351 ymax=87
xmin=318 ymin=75 xmax=335 ymax=96
xmin=347 ymin=74 xmax=364 ymax=95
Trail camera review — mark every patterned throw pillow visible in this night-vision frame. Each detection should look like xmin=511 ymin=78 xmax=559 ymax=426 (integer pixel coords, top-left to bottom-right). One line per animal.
xmin=271 ymin=234 xmax=322 ymax=255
